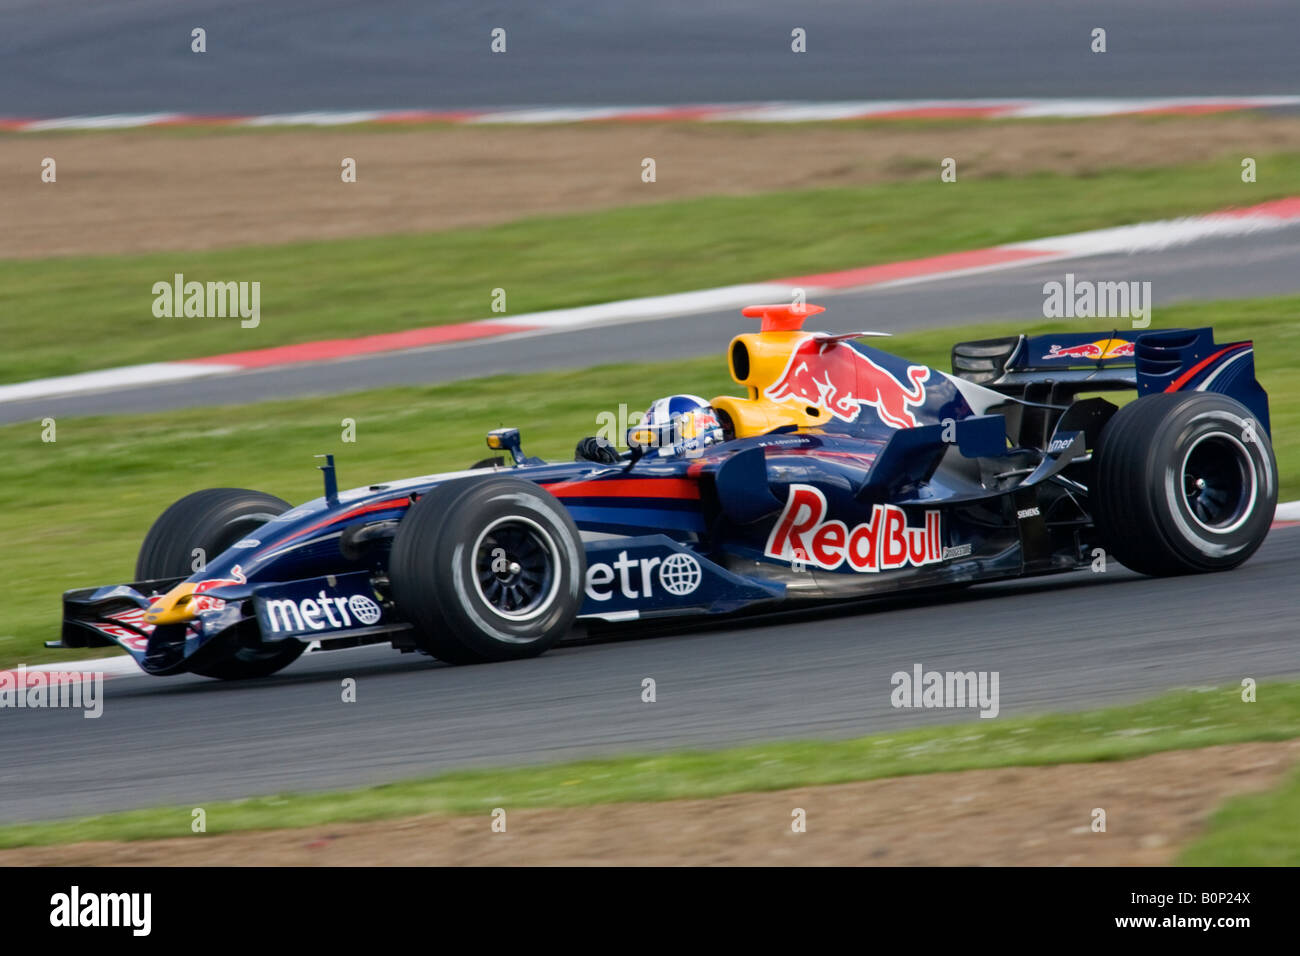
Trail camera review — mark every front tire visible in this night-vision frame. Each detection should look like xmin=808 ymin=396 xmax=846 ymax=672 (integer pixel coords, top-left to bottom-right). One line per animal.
xmin=136 ymin=488 xmax=291 ymax=580
xmin=389 ymin=477 xmax=585 ymax=664
xmin=136 ymin=488 xmax=305 ymax=679
xmin=1092 ymin=392 xmax=1276 ymax=575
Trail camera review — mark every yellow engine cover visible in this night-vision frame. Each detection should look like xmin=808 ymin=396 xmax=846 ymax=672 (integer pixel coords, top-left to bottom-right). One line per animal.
xmin=711 ymin=329 xmax=832 ymax=438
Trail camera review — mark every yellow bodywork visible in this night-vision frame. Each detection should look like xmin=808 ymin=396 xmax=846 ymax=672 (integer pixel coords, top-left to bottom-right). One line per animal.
xmin=710 ymin=328 xmax=832 ymax=438
xmin=143 ymin=582 xmax=201 ymax=625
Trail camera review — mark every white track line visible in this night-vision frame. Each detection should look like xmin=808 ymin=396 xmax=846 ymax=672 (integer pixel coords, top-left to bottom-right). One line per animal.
xmin=4 ymin=201 xmax=1299 ymax=400
xmin=487 ymin=282 xmax=795 ymax=332
xmin=1273 ymin=502 xmax=1300 ymax=522
xmin=5 ymin=97 xmax=1300 ymax=132
xmin=1008 ymin=211 xmax=1300 ymax=258
xmin=0 ymin=362 xmax=241 ymax=404
xmin=3 ymin=656 xmax=143 ymax=680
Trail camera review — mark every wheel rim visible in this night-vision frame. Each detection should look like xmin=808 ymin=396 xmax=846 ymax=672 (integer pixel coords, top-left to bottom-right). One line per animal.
xmin=471 ymin=516 xmax=561 ymax=622
xmin=1178 ymin=431 xmax=1256 ymax=534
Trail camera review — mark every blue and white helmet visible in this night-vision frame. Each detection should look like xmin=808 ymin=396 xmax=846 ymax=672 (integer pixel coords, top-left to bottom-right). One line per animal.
xmin=628 ymin=394 xmax=725 ymax=458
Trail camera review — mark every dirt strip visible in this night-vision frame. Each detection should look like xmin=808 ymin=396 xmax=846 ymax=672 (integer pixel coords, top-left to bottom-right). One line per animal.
xmin=6 ymin=740 xmax=1295 ymax=866
xmin=6 ymin=115 xmax=1300 ymax=259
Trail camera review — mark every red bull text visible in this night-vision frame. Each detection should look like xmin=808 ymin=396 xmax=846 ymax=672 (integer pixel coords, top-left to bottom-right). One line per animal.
xmin=765 ymin=484 xmax=943 ymax=572
xmin=765 ymin=339 xmax=930 ymax=429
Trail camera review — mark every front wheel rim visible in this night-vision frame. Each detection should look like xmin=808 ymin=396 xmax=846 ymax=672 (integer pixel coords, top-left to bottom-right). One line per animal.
xmin=471 ymin=516 xmax=561 ymax=622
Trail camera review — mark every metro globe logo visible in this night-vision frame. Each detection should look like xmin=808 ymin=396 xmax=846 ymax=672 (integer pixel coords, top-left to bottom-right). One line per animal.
xmin=347 ymin=594 xmax=382 ymax=625
xmin=658 ymin=552 xmax=703 ymax=595
xmin=585 ymin=550 xmax=702 ymax=601
xmin=264 ymin=589 xmax=383 ymax=634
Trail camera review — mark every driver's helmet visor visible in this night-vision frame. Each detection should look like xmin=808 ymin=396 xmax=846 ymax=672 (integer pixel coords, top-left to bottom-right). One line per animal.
xmin=628 ymin=409 xmax=721 ymax=451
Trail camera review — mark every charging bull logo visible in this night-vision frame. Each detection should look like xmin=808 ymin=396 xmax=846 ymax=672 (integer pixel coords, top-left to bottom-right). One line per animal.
xmin=765 ymin=339 xmax=930 ymax=428
xmin=190 ymin=565 xmax=247 ymax=613
xmin=766 ymin=484 xmax=942 ymax=573
xmin=1042 ymin=338 xmax=1134 ymax=361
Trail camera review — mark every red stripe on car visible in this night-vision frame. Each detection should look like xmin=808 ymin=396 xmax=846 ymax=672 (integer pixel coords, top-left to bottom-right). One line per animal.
xmin=1165 ymin=344 xmax=1248 ymax=392
xmin=271 ymin=497 xmax=411 ymax=547
xmin=544 ymin=478 xmax=700 ymax=499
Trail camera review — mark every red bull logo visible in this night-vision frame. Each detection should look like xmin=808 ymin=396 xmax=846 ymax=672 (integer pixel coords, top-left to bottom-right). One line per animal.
xmin=93 ymin=609 xmax=154 ymax=652
xmin=764 ymin=338 xmax=930 ymax=428
xmin=189 ymin=565 xmax=247 ymax=613
xmin=1042 ymin=338 xmax=1134 ymax=361
xmin=765 ymin=484 xmax=943 ymax=573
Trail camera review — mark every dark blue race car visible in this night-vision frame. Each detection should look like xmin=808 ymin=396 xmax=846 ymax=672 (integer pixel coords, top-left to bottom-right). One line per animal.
xmin=56 ymin=303 xmax=1277 ymax=679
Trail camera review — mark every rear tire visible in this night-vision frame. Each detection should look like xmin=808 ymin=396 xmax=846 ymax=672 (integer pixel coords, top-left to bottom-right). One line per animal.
xmin=389 ymin=477 xmax=585 ymax=664
xmin=136 ymin=488 xmax=305 ymax=679
xmin=1092 ymin=392 xmax=1276 ymax=575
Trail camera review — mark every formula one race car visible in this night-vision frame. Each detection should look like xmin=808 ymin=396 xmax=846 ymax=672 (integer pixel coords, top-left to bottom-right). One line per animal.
xmin=56 ymin=303 xmax=1277 ymax=679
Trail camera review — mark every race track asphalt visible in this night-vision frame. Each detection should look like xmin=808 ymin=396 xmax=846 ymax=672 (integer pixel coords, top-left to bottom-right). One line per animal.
xmin=1 ymin=0 xmax=1297 ymax=115
xmin=3 ymin=526 xmax=1297 ymax=824
xmin=4 ymin=225 xmax=1299 ymax=425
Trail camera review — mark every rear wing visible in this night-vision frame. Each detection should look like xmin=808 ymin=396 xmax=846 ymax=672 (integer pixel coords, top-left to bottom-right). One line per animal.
xmin=952 ymin=327 xmax=1269 ymax=435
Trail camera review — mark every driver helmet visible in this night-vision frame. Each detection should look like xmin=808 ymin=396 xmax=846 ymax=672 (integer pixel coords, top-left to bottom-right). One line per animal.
xmin=628 ymin=394 xmax=724 ymax=458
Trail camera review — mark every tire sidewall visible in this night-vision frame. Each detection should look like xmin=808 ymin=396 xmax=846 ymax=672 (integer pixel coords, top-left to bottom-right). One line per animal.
xmin=392 ymin=478 xmax=585 ymax=661
xmin=1146 ymin=400 xmax=1276 ymax=569
xmin=136 ymin=488 xmax=291 ymax=581
xmin=443 ymin=488 xmax=583 ymax=648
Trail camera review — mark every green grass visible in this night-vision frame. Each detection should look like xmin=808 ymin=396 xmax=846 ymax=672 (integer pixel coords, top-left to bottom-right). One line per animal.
xmin=1 ymin=680 xmax=1296 ymax=848
xmin=3 ymin=154 xmax=1297 ymax=384
xmin=2 ymin=295 xmax=1299 ymax=670
xmin=1179 ymin=764 xmax=1300 ymax=865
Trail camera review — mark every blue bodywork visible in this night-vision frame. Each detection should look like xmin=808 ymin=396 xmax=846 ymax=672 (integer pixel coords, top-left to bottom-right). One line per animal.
xmin=58 ymin=324 xmax=1268 ymax=675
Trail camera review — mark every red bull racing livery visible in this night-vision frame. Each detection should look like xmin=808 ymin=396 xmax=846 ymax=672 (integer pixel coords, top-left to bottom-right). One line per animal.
xmin=765 ymin=486 xmax=944 ymax=573
xmin=56 ymin=304 xmax=1279 ymax=679
xmin=765 ymin=338 xmax=931 ymax=427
